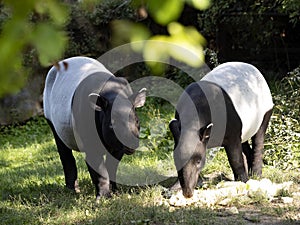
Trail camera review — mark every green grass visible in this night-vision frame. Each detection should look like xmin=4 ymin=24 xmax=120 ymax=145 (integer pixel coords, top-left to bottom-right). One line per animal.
xmin=0 ymin=116 xmax=235 ymax=225
xmin=0 ymin=115 xmax=299 ymax=224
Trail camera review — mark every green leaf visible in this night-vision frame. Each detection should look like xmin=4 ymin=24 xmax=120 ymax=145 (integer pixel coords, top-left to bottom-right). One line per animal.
xmin=112 ymin=20 xmax=151 ymax=51
xmin=35 ymin=0 xmax=69 ymax=25
xmin=185 ymin=0 xmax=211 ymax=10
xmin=31 ymin=23 xmax=68 ymax=66
xmin=47 ymin=0 xmax=69 ymax=25
xmin=142 ymin=22 xmax=206 ymax=72
xmin=0 ymin=17 xmax=29 ymax=97
xmin=147 ymin=0 xmax=184 ymax=25
xmin=3 ymin=0 xmax=35 ymax=17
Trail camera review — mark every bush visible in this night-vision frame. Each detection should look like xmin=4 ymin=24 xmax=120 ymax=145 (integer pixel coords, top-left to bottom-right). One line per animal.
xmin=197 ymin=0 xmax=300 ymax=73
xmin=65 ymin=0 xmax=136 ymax=58
xmin=264 ymin=66 xmax=300 ymax=169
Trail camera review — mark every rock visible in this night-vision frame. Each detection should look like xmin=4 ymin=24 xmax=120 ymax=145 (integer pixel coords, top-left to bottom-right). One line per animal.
xmin=0 ymin=75 xmax=44 ymax=125
xmin=246 ymin=179 xmax=293 ymax=199
xmin=218 ymin=198 xmax=231 ymax=206
xmin=169 ymin=190 xmax=199 ymax=207
xmin=167 ymin=179 xmax=294 ymax=207
xmin=281 ymin=197 xmax=293 ymax=204
xmin=226 ymin=206 xmax=239 ymax=214
xmin=292 ymin=192 xmax=300 ymax=197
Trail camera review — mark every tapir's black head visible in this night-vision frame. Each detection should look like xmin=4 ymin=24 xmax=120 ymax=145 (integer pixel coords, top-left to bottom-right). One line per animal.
xmin=169 ymin=118 xmax=213 ymax=198
xmin=89 ymin=77 xmax=146 ymax=155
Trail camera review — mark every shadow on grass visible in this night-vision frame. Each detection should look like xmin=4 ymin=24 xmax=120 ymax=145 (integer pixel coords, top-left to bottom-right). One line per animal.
xmin=0 ymin=116 xmax=53 ymax=149
xmin=1 ymin=116 xmax=299 ymax=225
xmin=90 ymin=195 xmax=300 ymax=225
xmin=1 ymin=160 xmax=299 ymax=225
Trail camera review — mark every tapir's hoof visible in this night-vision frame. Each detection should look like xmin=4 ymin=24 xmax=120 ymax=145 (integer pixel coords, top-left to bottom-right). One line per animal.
xmin=74 ymin=180 xmax=80 ymax=193
xmin=66 ymin=180 xmax=80 ymax=193
xmin=74 ymin=186 xmax=80 ymax=193
xmin=236 ymin=173 xmax=249 ymax=183
xmin=96 ymin=190 xmax=112 ymax=203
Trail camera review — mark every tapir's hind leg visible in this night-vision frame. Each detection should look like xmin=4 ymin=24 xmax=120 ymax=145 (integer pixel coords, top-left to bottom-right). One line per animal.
xmin=242 ymin=141 xmax=252 ymax=175
xmin=47 ymin=120 xmax=79 ymax=192
xmin=250 ymin=109 xmax=273 ymax=176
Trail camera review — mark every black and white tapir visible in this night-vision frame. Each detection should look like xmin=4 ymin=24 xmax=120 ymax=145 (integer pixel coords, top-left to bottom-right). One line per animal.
xmin=169 ymin=62 xmax=273 ymax=198
xmin=43 ymin=56 xmax=146 ymax=198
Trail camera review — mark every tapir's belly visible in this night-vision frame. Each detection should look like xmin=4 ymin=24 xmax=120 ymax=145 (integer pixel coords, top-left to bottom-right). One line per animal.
xmin=202 ymin=62 xmax=273 ymax=142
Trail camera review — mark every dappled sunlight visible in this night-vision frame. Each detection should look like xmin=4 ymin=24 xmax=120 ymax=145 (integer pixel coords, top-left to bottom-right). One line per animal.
xmin=117 ymin=154 xmax=176 ymax=186
xmin=0 ymin=106 xmax=299 ymax=224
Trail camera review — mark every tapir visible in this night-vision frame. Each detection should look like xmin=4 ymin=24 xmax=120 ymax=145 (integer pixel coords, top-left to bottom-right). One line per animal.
xmin=43 ymin=56 xmax=146 ymax=198
xmin=169 ymin=62 xmax=273 ymax=198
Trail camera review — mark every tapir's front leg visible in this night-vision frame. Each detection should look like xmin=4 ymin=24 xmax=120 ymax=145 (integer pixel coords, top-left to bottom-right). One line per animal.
xmin=224 ymin=140 xmax=248 ymax=182
xmin=106 ymin=151 xmax=124 ymax=192
xmin=86 ymin=155 xmax=110 ymax=199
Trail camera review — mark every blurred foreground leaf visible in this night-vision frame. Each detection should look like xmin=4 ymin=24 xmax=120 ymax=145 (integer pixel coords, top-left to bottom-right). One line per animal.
xmin=185 ymin=0 xmax=211 ymax=10
xmin=112 ymin=20 xmax=151 ymax=51
xmin=147 ymin=0 xmax=184 ymax=25
xmin=113 ymin=20 xmax=206 ymax=74
xmin=113 ymin=0 xmax=210 ymax=73
xmin=31 ymin=23 xmax=68 ymax=66
xmin=0 ymin=0 xmax=69 ymax=97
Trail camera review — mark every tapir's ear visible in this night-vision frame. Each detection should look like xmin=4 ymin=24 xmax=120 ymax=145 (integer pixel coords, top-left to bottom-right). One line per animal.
xmin=169 ymin=119 xmax=180 ymax=137
xmin=169 ymin=119 xmax=180 ymax=146
xmin=88 ymin=93 xmax=109 ymax=111
xmin=131 ymin=88 xmax=147 ymax=108
xmin=199 ymin=123 xmax=213 ymax=142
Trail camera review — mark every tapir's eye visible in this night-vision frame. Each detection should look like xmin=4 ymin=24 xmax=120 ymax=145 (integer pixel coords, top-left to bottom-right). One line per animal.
xmin=109 ymin=119 xmax=115 ymax=129
xmin=195 ymin=159 xmax=202 ymax=168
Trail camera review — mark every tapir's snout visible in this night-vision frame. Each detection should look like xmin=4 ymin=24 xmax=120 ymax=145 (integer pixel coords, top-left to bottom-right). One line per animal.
xmin=182 ymin=188 xmax=194 ymax=198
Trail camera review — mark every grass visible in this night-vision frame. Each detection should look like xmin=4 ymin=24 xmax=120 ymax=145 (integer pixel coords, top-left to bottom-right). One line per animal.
xmin=1 ymin=115 xmax=299 ymax=225
xmin=1 ymin=81 xmax=300 ymax=224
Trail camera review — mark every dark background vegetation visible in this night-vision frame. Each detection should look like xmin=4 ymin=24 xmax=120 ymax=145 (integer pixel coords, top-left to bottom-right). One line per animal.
xmin=20 ymin=0 xmax=300 ymax=80
xmin=65 ymin=0 xmax=300 ymax=76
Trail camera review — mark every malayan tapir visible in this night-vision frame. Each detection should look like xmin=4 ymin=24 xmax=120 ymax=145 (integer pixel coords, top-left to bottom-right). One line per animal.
xmin=43 ymin=56 xmax=146 ymax=198
xmin=169 ymin=62 xmax=273 ymax=198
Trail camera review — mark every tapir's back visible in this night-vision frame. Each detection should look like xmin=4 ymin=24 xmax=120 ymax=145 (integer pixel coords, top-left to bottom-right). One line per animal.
xmin=202 ymin=62 xmax=273 ymax=142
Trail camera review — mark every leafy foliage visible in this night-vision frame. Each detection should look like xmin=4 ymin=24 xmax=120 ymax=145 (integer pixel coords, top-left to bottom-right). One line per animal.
xmin=88 ymin=0 xmax=136 ymax=25
xmin=112 ymin=0 xmax=210 ymax=72
xmin=198 ymin=0 xmax=300 ymax=37
xmin=137 ymin=99 xmax=174 ymax=153
xmin=0 ymin=1 xmax=68 ymax=97
xmin=0 ymin=0 xmax=211 ymax=97
xmin=264 ymin=66 xmax=300 ymax=169
xmin=197 ymin=0 xmax=300 ymax=73
xmin=277 ymin=0 xmax=300 ymax=26
xmin=147 ymin=0 xmax=185 ymax=26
